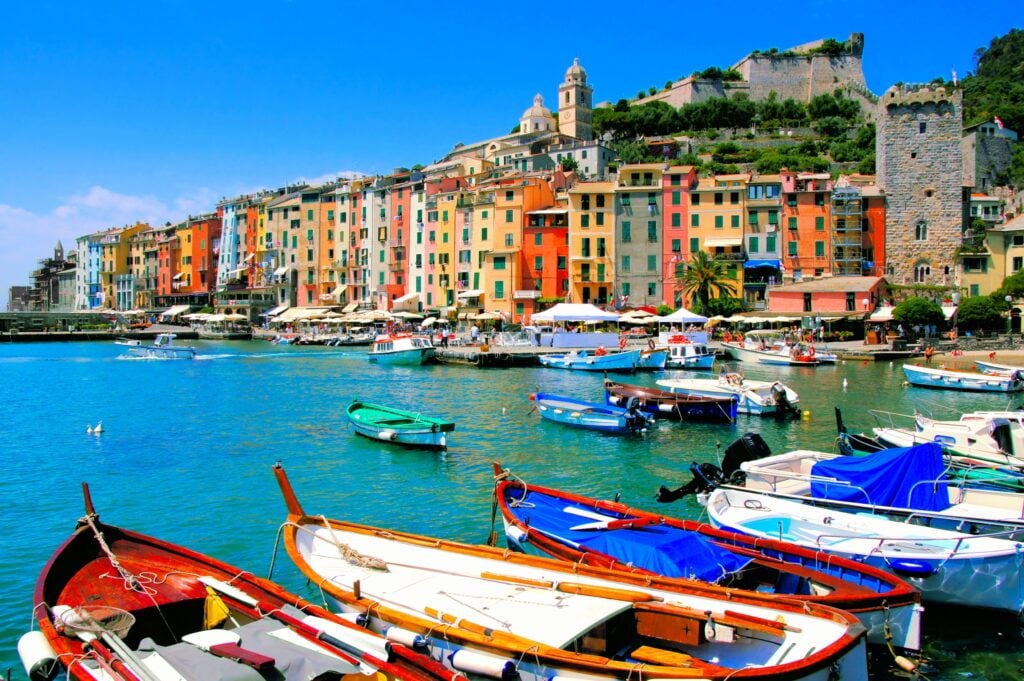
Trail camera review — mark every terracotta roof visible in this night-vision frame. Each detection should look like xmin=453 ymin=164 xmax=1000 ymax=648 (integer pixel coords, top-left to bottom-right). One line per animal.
xmin=770 ymin=276 xmax=885 ymax=294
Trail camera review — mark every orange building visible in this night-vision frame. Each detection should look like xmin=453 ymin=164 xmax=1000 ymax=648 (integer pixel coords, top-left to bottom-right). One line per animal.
xmin=662 ymin=166 xmax=697 ymax=307
xmin=780 ymin=170 xmax=832 ymax=281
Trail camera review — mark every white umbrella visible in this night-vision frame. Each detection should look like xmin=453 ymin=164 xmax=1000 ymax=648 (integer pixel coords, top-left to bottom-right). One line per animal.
xmin=224 ymin=313 xmax=247 ymax=321
xmin=472 ymin=311 xmax=501 ymax=320
xmin=421 ymin=316 xmax=438 ymax=327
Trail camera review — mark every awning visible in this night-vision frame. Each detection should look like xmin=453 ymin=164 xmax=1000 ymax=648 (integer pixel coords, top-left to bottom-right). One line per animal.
xmin=262 ymin=304 xmax=289 ymax=317
xmin=172 ymin=272 xmax=185 ymax=280
xmin=704 ymin=238 xmax=743 ymax=248
xmin=393 ymin=292 xmax=419 ymax=304
xmin=342 ymin=302 xmax=359 ymax=313
xmin=744 ymin=259 xmax=781 ymax=269
xmin=457 ymin=289 xmax=484 ymax=299
xmin=159 ymin=304 xmax=191 ymax=318
xmin=868 ymin=307 xmax=895 ymax=322
xmin=942 ymin=305 xmax=957 ymax=320
xmin=273 ymin=266 xmax=289 ymax=276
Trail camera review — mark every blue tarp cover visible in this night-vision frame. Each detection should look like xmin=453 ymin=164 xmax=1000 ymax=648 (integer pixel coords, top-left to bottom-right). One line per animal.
xmin=810 ymin=442 xmax=952 ymax=512
xmin=743 ymin=259 xmax=781 ymax=269
xmin=506 ymin=489 xmax=751 ymax=582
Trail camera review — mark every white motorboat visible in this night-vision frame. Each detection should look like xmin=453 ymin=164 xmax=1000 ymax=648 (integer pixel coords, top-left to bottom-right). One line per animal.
xmin=664 ymin=336 xmax=716 ymax=369
xmin=872 ymin=410 xmax=1024 ymax=470
xmin=902 ymin=363 xmax=1024 ymax=392
xmin=538 ymin=348 xmax=641 ymax=371
xmin=720 ymin=330 xmax=819 ymax=366
xmin=123 ymin=333 xmax=196 ymax=359
xmin=367 ymin=333 xmax=434 ymax=365
xmin=705 ymin=486 xmax=1024 ymax=615
xmin=657 ymin=374 xmax=799 ymax=416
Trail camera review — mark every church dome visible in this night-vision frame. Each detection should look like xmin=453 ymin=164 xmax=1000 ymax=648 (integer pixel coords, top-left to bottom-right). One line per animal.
xmin=564 ymin=57 xmax=587 ymax=83
xmin=522 ymin=93 xmax=551 ymax=119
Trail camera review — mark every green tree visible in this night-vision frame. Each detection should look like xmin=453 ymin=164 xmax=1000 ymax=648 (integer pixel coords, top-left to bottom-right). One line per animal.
xmin=956 ymin=296 xmax=1005 ymax=332
xmin=559 ymin=157 xmax=579 ymax=173
xmin=892 ymin=297 xmax=945 ymax=328
xmin=677 ymin=251 xmax=737 ymax=315
xmin=993 ymin=271 xmax=1024 ymax=299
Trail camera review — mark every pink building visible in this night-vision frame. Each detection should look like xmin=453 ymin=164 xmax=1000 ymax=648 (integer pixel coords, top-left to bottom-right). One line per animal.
xmin=766 ymin=276 xmax=887 ymax=315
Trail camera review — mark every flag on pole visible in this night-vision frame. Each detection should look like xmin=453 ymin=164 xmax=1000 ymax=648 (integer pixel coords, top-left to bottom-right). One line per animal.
xmin=952 ymin=69 xmax=957 ymax=85
xmin=994 ymin=115 xmax=1005 ymax=129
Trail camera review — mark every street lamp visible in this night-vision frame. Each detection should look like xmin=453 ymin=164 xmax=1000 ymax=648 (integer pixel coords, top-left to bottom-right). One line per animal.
xmin=1006 ymin=295 xmax=1014 ymax=345
xmin=862 ymin=298 xmax=870 ymax=345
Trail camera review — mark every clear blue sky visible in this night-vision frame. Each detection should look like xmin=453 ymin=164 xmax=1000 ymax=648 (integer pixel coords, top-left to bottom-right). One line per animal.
xmin=1 ymin=1 xmax=1020 ymax=306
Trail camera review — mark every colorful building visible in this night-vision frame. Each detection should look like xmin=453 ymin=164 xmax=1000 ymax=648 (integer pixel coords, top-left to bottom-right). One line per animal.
xmin=781 ymin=170 xmax=833 ymax=282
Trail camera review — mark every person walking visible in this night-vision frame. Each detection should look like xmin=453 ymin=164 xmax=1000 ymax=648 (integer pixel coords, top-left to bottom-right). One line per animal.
xmin=470 ymin=323 xmax=480 ymax=344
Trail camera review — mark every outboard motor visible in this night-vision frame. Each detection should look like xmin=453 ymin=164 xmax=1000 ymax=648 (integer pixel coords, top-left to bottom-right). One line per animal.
xmin=655 ymin=433 xmax=770 ymax=502
xmin=625 ymin=398 xmax=647 ymax=433
xmin=770 ymin=382 xmax=799 ymax=419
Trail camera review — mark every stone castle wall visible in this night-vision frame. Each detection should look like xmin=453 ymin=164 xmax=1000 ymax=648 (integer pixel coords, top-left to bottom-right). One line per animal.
xmin=876 ymin=85 xmax=964 ymax=286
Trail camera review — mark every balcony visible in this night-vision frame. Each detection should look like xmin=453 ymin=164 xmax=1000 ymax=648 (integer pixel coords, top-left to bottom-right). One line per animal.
xmin=514 ymin=290 xmax=542 ymax=299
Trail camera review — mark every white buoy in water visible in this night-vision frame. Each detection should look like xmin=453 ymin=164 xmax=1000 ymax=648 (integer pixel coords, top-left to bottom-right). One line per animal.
xmin=842 ymin=378 xmax=849 ymax=391
xmin=92 ymin=421 xmax=103 ymax=435
xmin=86 ymin=424 xmax=93 ymax=434
xmin=501 ymin=407 xmax=507 ymax=415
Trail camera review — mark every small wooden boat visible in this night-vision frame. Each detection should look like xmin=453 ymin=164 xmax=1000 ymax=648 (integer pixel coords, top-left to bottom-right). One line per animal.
xmin=975 ymin=358 xmax=1024 ymax=375
xmin=368 ymin=333 xmax=434 ymax=365
xmin=721 ymin=341 xmax=819 ymax=366
xmin=346 ymin=400 xmax=454 ymax=449
xmin=124 ymin=333 xmax=197 ymax=359
xmin=603 ymin=379 xmax=737 ymax=422
xmin=272 ymin=464 xmax=871 ymax=681
xmin=657 ymin=375 xmax=800 ymax=416
xmin=538 ymin=348 xmax=640 ymax=372
xmin=902 ymin=363 xmax=1024 ymax=392
xmin=533 ymin=392 xmax=651 ymax=434
xmin=21 ymin=483 xmax=462 ymax=681
xmin=706 ymin=486 xmax=1024 ymax=615
xmin=491 ymin=463 xmax=922 ymax=651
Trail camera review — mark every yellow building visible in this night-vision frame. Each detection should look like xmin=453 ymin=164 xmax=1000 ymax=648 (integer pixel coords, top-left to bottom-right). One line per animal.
xmin=568 ymin=181 xmax=615 ymax=306
xmin=962 ymin=214 xmax=1024 ymax=297
xmin=688 ymin=174 xmax=749 ymax=288
xmin=99 ymin=222 xmax=149 ymax=309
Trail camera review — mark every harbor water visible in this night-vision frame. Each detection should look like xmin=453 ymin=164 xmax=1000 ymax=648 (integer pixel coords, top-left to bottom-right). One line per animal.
xmin=2 ymin=339 xmax=1022 ymax=679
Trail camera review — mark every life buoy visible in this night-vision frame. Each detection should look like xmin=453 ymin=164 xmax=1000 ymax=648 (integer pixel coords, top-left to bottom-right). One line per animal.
xmin=808 ymin=346 xmax=815 ymax=357
xmin=619 ymin=336 xmax=627 ymax=350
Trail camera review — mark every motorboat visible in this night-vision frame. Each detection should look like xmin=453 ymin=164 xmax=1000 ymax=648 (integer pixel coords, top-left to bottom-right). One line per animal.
xmin=872 ymin=409 xmax=1024 ymax=470
xmin=603 ymin=379 xmax=737 ymax=422
xmin=368 ymin=333 xmax=434 ymax=365
xmin=21 ymin=482 xmax=461 ymax=681
xmin=636 ymin=346 xmax=668 ymax=370
xmin=975 ymin=358 xmax=1024 ymax=375
xmin=532 ymin=392 xmax=651 ymax=434
xmin=902 ymin=363 xmax=1024 ymax=392
xmin=664 ymin=336 xmax=716 ymax=370
xmin=491 ymin=463 xmax=922 ymax=651
xmin=123 ymin=333 xmax=197 ymax=359
xmin=346 ymin=400 xmax=454 ymax=449
xmin=705 ymin=486 xmax=1024 ymax=616
xmin=538 ymin=348 xmax=641 ymax=372
xmin=656 ymin=374 xmax=800 ymax=416
xmin=272 ymin=464 xmax=870 ymax=681
xmin=720 ymin=330 xmax=819 ymax=366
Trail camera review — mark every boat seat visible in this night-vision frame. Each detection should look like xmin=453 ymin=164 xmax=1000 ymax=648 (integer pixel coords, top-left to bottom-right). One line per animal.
xmin=375 ymin=418 xmax=416 ymax=426
xmin=630 ymin=645 xmax=694 ymax=666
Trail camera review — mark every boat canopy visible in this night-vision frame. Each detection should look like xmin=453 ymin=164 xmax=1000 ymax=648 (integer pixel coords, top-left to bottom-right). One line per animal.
xmin=508 ymin=488 xmax=751 ymax=582
xmin=810 ymin=442 xmax=952 ymax=512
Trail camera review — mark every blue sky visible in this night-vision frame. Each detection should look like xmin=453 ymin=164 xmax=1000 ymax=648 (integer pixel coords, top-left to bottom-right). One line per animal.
xmin=1 ymin=1 xmax=1020 ymax=306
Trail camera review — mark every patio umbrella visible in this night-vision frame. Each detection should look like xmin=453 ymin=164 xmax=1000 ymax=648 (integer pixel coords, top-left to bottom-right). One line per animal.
xmin=420 ymin=316 xmax=438 ymax=327
xmin=472 ymin=311 xmax=501 ymax=320
xmin=224 ymin=313 xmax=247 ymax=321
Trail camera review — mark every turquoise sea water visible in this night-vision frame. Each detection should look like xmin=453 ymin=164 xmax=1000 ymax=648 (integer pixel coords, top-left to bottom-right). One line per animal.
xmin=2 ymin=339 xmax=1022 ymax=680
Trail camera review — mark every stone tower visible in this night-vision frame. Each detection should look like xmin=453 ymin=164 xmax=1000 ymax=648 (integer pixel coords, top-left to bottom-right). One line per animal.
xmin=876 ymin=84 xmax=963 ymax=286
xmin=558 ymin=58 xmax=593 ymax=141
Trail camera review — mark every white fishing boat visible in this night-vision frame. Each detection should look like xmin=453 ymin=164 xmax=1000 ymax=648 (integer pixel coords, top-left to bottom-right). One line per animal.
xmin=273 ymin=465 xmax=870 ymax=681
xmin=123 ymin=333 xmax=196 ymax=359
xmin=720 ymin=330 xmax=819 ymax=366
xmin=975 ymin=358 xmax=1024 ymax=375
xmin=872 ymin=410 xmax=1024 ymax=470
xmin=664 ymin=336 xmax=716 ymax=369
xmin=902 ymin=363 xmax=1024 ymax=392
xmin=538 ymin=348 xmax=640 ymax=372
xmin=367 ymin=333 xmax=434 ymax=365
xmin=705 ymin=486 xmax=1024 ymax=615
xmin=736 ymin=441 xmax=1024 ymax=535
xmin=656 ymin=374 xmax=800 ymax=416
xmin=636 ymin=346 xmax=668 ymax=370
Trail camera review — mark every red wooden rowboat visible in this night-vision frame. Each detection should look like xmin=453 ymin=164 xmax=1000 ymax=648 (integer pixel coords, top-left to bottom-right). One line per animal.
xmin=20 ymin=482 xmax=463 ymax=681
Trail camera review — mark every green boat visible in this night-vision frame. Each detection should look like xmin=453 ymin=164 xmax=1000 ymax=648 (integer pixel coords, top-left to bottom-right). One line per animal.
xmin=345 ymin=400 xmax=455 ymax=449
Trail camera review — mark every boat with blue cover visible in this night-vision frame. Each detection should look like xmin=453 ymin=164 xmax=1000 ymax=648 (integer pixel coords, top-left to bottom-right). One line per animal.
xmin=538 ymin=348 xmax=640 ymax=372
xmin=491 ymin=463 xmax=922 ymax=651
xmin=532 ymin=392 xmax=651 ymax=433
xmin=902 ymin=363 xmax=1024 ymax=392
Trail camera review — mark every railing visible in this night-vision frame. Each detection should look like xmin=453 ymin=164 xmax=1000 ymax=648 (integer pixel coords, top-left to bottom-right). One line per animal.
xmin=514 ymin=290 xmax=541 ymax=299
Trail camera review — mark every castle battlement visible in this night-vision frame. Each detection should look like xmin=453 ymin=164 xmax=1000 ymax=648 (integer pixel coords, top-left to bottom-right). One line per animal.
xmin=882 ymin=84 xmax=961 ymax=109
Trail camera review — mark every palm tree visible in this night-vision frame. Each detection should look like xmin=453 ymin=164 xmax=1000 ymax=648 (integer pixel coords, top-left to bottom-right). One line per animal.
xmin=677 ymin=250 xmax=737 ymax=315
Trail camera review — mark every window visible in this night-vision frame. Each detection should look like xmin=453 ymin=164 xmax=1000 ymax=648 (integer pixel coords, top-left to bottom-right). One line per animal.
xmin=581 ymin=195 xmax=591 ymax=210
xmin=672 ymin=191 xmax=681 ymax=206
xmin=815 ymin=194 xmax=825 ymax=207
xmin=442 ymin=210 xmax=449 ymax=222
xmin=804 ymin=293 xmax=812 ymax=312
xmin=596 ymin=212 xmax=605 ymax=226
xmin=581 ymin=238 xmax=591 ymax=257
xmin=621 ymin=194 xmax=631 ymax=207
xmin=692 ymin=194 xmax=700 ymax=205
xmin=621 ymin=255 xmax=631 ymax=272
xmin=731 ymin=215 xmax=740 ymax=228
xmin=481 ymin=227 xmax=488 ymax=240
xmin=671 ymin=213 xmax=681 ymax=227
xmin=647 ymin=282 xmax=657 ymax=296
xmin=915 ymin=221 xmax=928 ymax=241
xmin=730 ymin=192 xmax=739 ymax=205
xmin=505 ymin=190 xmax=514 ymax=201
xmin=1014 ymin=256 xmax=1023 ymax=272
xmin=581 ymin=214 xmax=590 ymax=228
xmin=670 ymin=175 xmax=681 ymax=186
xmin=505 ymin=234 xmax=514 ymax=247
xmin=690 ymin=237 xmax=700 ymax=254
xmin=647 ymin=221 xmax=657 ymax=242
xmin=963 ymin=257 xmax=988 ymax=273
xmin=788 ymin=241 xmax=798 ymax=256
xmin=597 ymin=238 xmax=606 ymax=257
xmin=788 ymin=217 xmax=798 ymax=230
xmin=534 ymin=256 xmax=543 ymax=270
xmin=714 ymin=193 xmax=723 ymax=205
xmin=557 ymin=255 xmax=567 ymax=269
xmin=494 ymin=280 xmax=504 ymax=298
xmin=429 ymin=230 xmax=435 ymax=242
xmin=970 ymin=284 xmax=980 ymax=296
xmin=534 ymin=232 xmax=542 ymax=246
xmin=748 ymin=211 xmax=758 ymax=226
xmin=913 ymin=262 xmax=931 ymax=282
xmin=814 ymin=241 xmax=825 ymax=257
xmin=307 ymin=248 xmax=313 ymax=262
xmin=671 ymin=239 xmax=681 ymax=253
xmin=581 ymin=264 xmax=591 ymax=282
xmin=714 ymin=216 xmax=723 ymax=229
xmin=749 ymin=236 xmax=759 ymax=252
xmin=919 ymin=122 xmax=927 ymax=133
xmin=622 ymin=282 xmax=631 ymax=296
xmin=622 ymin=221 xmax=631 ymax=242
xmin=493 ymin=256 xmax=506 ymax=270
xmin=505 ymin=209 xmax=514 ymax=223
xmin=691 ymin=214 xmax=699 ymax=228
xmin=766 ymin=234 xmax=777 ymax=252
xmin=815 ymin=216 xmax=825 ymax=231
xmin=647 ymin=192 xmax=656 ymax=206
xmin=647 ymin=255 xmax=657 ymax=271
